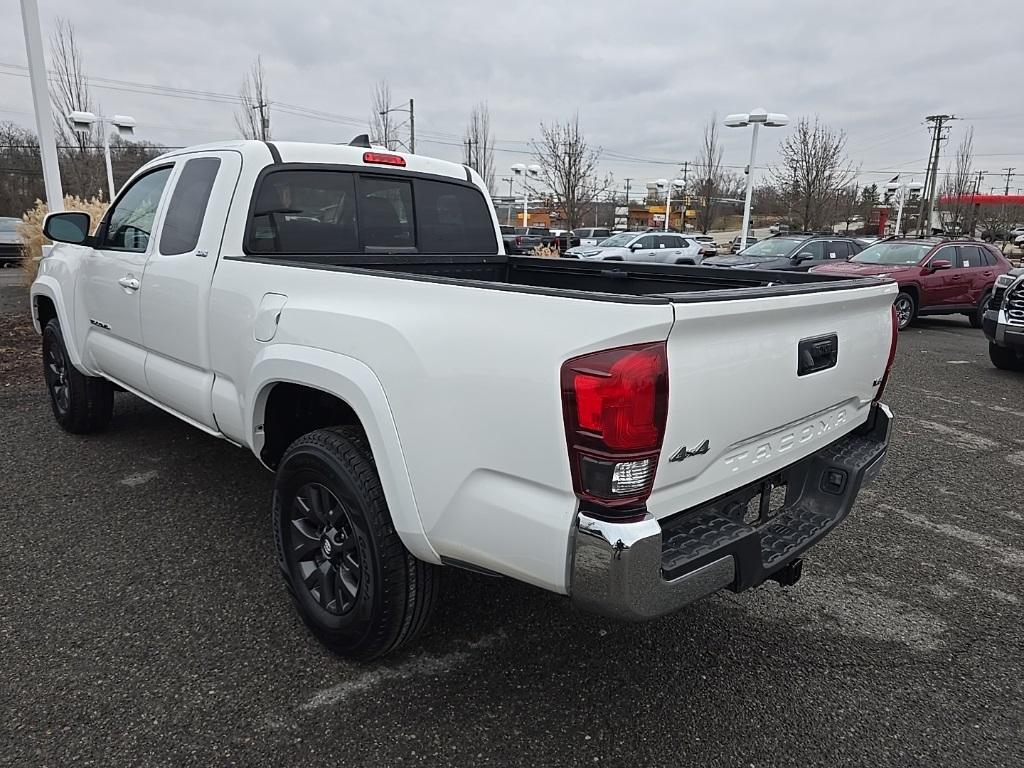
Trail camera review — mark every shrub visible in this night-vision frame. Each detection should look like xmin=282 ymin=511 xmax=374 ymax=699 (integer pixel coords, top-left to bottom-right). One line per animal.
xmin=18 ymin=195 xmax=108 ymax=287
xmin=530 ymin=244 xmax=561 ymax=259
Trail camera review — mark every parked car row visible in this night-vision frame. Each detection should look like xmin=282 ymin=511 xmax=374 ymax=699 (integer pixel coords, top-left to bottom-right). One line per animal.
xmin=563 ymin=231 xmax=713 ymax=264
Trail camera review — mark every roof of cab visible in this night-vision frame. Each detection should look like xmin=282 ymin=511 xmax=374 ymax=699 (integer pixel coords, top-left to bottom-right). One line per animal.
xmin=156 ymin=139 xmax=471 ymax=182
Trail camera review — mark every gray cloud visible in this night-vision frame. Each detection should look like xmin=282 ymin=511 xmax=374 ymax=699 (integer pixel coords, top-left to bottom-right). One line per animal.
xmin=2 ymin=0 xmax=1022 ymax=195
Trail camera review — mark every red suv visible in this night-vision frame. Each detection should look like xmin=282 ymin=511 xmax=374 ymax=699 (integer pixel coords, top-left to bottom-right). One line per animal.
xmin=810 ymin=238 xmax=1012 ymax=330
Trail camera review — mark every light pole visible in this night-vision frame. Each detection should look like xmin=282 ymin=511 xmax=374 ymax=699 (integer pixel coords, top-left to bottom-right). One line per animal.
xmin=20 ymin=0 xmax=63 ymax=212
xmin=67 ymin=111 xmax=137 ymax=201
xmin=501 ymin=176 xmax=514 ymax=225
xmin=654 ymin=178 xmax=685 ymax=231
xmin=884 ymin=181 xmax=923 ymax=236
xmin=725 ymin=108 xmax=788 ymax=251
xmin=510 ymin=163 xmax=540 ymax=227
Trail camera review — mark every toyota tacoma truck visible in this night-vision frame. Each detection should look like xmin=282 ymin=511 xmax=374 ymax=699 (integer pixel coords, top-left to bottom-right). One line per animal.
xmin=983 ymin=268 xmax=1024 ymax=371
xmin=31 ymin=139 xmax=897 ymax=660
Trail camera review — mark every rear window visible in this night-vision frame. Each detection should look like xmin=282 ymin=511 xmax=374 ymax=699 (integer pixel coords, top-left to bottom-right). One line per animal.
xmin=247 ymin=169 xmax=497 ymax=255
xmin=160 ymin=157 xmax=220 ymax=256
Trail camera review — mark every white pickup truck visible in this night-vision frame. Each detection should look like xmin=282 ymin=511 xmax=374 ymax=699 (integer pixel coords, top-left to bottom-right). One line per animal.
xmin=32 ymin=139 xmax=897 ymax=659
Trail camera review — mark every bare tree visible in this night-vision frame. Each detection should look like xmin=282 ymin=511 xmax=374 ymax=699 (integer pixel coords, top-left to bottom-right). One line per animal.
xmin=937 ymin=128 xmax=974 ymax=233
xmin=49 ymin=17 xmax=92 ymax=151
xmin=235 ymin=56 xmax=271 ymax=140
xmin=692 ymin=115 xmax=725 ymax=233
xmin=369 ymin=80 xmax=401 ymax=150
xmin=772 ymin=117 xmax=854 ymax=231
xmin=463 ymin=102 xmax=496 ymax=192
xmin=530 ymin=114 xmax=609 ymax=232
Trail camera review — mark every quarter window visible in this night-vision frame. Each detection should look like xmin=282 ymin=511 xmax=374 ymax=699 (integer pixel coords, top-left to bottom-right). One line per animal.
xmin=100 ymin=166 xmax=173 ymax=252
xmin=159 ymin=157 xmax=221 ymax=255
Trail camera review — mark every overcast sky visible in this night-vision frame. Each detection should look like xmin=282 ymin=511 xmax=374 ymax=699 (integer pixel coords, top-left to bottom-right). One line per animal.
xmin=2 ymin=0 xmax=1023 ymax=198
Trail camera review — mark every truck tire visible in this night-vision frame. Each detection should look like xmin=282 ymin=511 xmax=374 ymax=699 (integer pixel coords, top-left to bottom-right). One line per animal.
xmin=42 ymin=318 xmax=114 ymax=433
xmin=893 ymin=291 xmax=916 ymax=330
xmin=273 ymin=426 xmax=440 ymax=660
xmin=969 ymin=290 xmax=991 ymax=329
xmin=988 ymin=342 xmax=1024 ymax=371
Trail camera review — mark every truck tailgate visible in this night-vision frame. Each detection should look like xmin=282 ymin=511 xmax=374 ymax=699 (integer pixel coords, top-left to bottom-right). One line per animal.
xmin=647 ymin=281 xmax=897 ymax=520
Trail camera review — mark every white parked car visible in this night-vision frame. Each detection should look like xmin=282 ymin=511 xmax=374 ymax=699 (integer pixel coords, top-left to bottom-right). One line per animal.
xmin=564 ymin=231 xmax=710 ymax=264
xmin=31 ymin=139 xmax=897 ymax=660
xmin=572 ymin=227 xmax=611 ymax=247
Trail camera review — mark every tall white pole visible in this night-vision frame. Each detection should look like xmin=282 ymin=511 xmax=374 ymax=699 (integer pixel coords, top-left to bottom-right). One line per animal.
xmin=101 ymin=118 xmax=115 ymax=201
xmin=664 ymin=184 xmax=672 ymax=232
xmin=894 ymin=188 xmax=906 ymax=236
xmin=739 ymin=122 xmax=759 ymax=251
xmin=20 ymin=0 xmax=64 ymax=212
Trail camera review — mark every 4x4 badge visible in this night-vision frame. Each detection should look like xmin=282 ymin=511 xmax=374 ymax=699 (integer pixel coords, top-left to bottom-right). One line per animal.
xmin=669 ymin=439 xmax=710 ymax=462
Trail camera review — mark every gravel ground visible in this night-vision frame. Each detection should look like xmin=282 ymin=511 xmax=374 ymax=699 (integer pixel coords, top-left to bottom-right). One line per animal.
xmin=1 ymin=285 xmax=1022 ymax=768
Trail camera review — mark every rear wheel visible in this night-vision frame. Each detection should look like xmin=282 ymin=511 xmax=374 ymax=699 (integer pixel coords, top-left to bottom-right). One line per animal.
xmin=893 ymin=292 xmax=917 ymax=330
xmin=989 ymin=342 xmax=1024 ymax=371
xmin=42 ymin=318 xmax=113 ymax=433
xmin=970 ymin=290 xmax=991 ymax=329
xmin=273 ymin=426 xmax=440 ymax=660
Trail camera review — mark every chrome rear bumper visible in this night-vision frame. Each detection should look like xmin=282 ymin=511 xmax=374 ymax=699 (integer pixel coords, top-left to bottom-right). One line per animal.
xmin=569 ymin=403 xmax=893 ymax=621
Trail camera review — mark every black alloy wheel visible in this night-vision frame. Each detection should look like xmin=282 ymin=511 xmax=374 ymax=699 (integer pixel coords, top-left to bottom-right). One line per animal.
xmin=286 ymin=482 xmax=361 ymax=615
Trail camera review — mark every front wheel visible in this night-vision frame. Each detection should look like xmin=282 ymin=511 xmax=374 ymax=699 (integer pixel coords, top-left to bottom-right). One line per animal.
xmin=893 ymin=292 xmax=916 ymax=330
xmin=989 ymin=342 xmax=1024 ymax=371
xmin=42 ymin=318 xmax=113 ymax=433
xmin=273 ymin=426 xmax=440 ymax=660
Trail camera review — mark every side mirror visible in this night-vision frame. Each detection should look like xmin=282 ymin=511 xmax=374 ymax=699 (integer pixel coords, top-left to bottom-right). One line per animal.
xmin=929 ymin=259 xmax=952 ymax=272
xmin=43 ymin=211 xmax=92 ymax=245
xmin=793 ymin=252 xmax=815 ymax=261
xmin=629 ymin=242 xmax=643 ymax=251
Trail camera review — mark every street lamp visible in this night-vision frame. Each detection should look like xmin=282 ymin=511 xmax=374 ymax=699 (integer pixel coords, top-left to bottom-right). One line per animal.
xmin=724 ymin=108 xmax=788 ymax=251
xmin=67 ymin=110 xmax=137 ymax=201
xmin=511 ymin=163 xmax=541 ymax=228
xmin=654 ymin=178 xmax=685 ymax=231
xmin=884 ymin=181 xmax=923 ymax=236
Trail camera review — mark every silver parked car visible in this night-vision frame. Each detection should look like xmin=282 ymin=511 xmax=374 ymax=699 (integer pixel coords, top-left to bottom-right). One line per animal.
xmin=0 ymin=216 xmax=24 ymax=267
xmin=571 ymin=227 xmax=611 ymax=247
xmin=564 ymin=231 xmax=708 ymax=264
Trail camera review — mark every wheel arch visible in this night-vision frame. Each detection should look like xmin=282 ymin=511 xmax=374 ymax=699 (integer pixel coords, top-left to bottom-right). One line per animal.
xmin=248 ymin=346 xmax=439 ymax=564
xmin=30 ymin=278 xmax=85 ymax=368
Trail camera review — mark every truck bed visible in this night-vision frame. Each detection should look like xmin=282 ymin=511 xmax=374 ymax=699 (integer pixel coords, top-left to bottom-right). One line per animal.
xmin=238 ymin=254 xmax=881 ymax=303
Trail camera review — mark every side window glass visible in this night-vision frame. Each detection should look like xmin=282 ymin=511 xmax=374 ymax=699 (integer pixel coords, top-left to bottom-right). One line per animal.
xmin=101 ymin=167 xmax=173 ymax=252
xmin=801 ymin=240 xmax=826 ymax=259
xmin=159 ymin=157 xmax=221 ymax=256
xmin=358 ymin=176 xmax=414 ymax=250
xmin=249 ymin=170 xmax=358 ymax=254
xmin=829 ymin=241 xmax=850 ymax=259
xmin=932 ymin=247 xmax=958 ymax=267
xmin=959 ymin=245 xmax=981 ymax=268
xmin=638 ymin=235 xmax=658 ymax=249
xmin=415 ymin=178 xmax=497 ymax=254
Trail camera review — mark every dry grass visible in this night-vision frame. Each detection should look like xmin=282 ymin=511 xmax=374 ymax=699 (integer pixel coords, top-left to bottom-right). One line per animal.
xmin=530 ymin=245 xmax=561 ymax=259
xmin=17 ymin=196 xmax=108 ymax=287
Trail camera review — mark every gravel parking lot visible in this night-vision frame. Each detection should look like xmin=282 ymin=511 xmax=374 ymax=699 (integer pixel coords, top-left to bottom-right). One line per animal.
xmin=2 ymin=278 xmax=1022 ymax=767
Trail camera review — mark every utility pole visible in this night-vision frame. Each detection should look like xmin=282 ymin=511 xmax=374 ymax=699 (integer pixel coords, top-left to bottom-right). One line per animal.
xmin=252 ymin=100 xmax=269 ymax=141
xmin=1002 ymin=167 xmax=1015 ymax=196
xmin=969 ymin=170 xmax=986 ymax=237
xmin=916 ymin=114 xmax=954 ymax=235
xmin=408 ymin=98 xmax=415 ymax=153
xmin=1000 ymin=167 xmax=1015 ymax=238
xmin=19 ymin=0 xmax=63 ymax=212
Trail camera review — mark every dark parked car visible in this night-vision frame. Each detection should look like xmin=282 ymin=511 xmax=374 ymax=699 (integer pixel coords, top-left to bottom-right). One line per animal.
xmin=704 ymin=234 xmax=863 ymax=271
xmin=811 ymin=237 xmax=1012 ymax=330
xmin=729 ymin=235 xmax=758 ymax=253
xmin=0 ymin=216 xmax=23 ymax=267
xmin=499 ymin=225 xmax=518 ymax=254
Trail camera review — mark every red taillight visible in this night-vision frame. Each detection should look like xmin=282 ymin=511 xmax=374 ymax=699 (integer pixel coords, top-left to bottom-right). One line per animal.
xmin=363 ymin=151 xmax=406 ymax=167
xmin=874 ymin=305 xmax=899 ymax=402
xmin=561 ymin=343 xmax=669 ymax=515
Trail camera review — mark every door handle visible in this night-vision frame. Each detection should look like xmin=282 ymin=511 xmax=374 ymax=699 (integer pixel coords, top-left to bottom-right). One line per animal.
xmin=118 ymin=276 xmax=141 ymax=291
